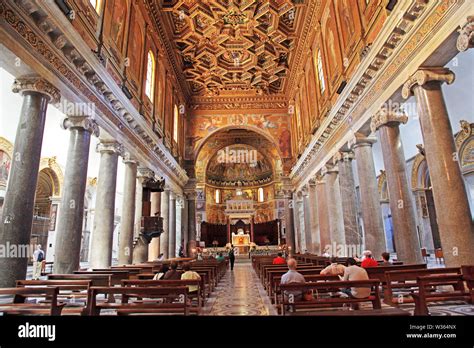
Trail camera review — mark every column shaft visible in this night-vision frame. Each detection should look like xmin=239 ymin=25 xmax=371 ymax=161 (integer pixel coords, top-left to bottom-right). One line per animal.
xmin=308 ymin=181 xmax=321 ymax=254
xmin=0 ymin=78 xmax=58 ymax=287
xmin=404 ymin=68 xmax=474 ymax=266
xmin=373 ymin=111 xmax=423 ymax=264
xmin=336 ymin=153 xmax=361 ymax=249
xmin=117 ymin=158 xmax=137 ymax=265
xmin=352 ymin=137 xmax=386 ymax=258
xmin=323 ymin=166 xmax=346 ymax=251
xmin=315 ymin=178 xmax=331 ymax=254
xmin=89 ymin=141 xmax=120 ymax=269
xmin=168 ymin=194 xmax=176 ymax=258
xmin=302 ymin=191 xmax=313 ymax=253
xmin=148 ymin=191 xmax=161 ymax=261
xmin=160 ymin=189 xmax=170 ymax=258
xmin=54 ymin=117 xmax=97 ymax=273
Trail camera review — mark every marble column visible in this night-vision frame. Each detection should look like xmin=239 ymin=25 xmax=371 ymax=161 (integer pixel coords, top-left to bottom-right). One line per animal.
xmin=89 ymin=139 xmax=122 ymax=269
xmin=0 ymin=77 xmax=60 ymax=287
xmin=117 ymin=153 xmax=138 ymax=265
xmin=302 ymin=185 xmax=313 ymax=253
xmin=168 ymin=192 xmax=177 ymax=258
xmin=185 ymin=191 xmax=197 ymax=256
xmin=322 ymin=164 xmax=346 ymax=252
xmin=308 ymin=179 xmax=321 ymax=254
xmin=371 ymin=109 xmax=423 ymax=264
xmin=132 ymin=167 xmax=154 ymax=263
xmin=181 ymin=196 xmax=188 ymax=254
xmin=315 ymin=175 xmax=331 ymax=254
xmin=293 ymin=191 xmax=304 ymax=252
xmin=403 ymin=67 xmax=474 ymax=266
xmin=351 ymin=133 xmax=386 ymax=258
xmin=160 ymin=188 xmax=170 ymax=259
xmin=148 ymin=191 xmax=161 ymax=261
xmin=54 ymin=116 xmax=99 ymax=273
xmin=334 ymin=151 xmax=361 ymax=249
xmin=283 ymin=190 xmax=296 ymax=254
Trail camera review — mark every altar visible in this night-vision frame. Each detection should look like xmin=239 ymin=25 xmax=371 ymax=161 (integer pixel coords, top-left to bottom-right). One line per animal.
xmin=232 ymin=232 xmax=250 ymax=254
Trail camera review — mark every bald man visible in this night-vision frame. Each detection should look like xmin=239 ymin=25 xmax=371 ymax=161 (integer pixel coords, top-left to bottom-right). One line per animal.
xmin=281 ymin=258 xmax=306 ymax=304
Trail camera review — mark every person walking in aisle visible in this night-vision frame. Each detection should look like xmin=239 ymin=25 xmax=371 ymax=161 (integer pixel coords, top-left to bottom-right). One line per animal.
xmin=228 ymin=244 xmax=236 ymax=271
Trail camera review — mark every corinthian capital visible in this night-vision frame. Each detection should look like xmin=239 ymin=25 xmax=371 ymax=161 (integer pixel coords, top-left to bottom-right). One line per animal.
xmin=370 ymin=108 xmax=408 ymax=132
xmin=12 ymin=76 xmax=61 ymax=104
xmin=61 ymin=116 xmax=100 ymax=136
xmin=96 ymin=140 xmax=123 ymax=155
xmin=457 ymin=16 xmax=474 ymax=52
xmin=402 ymin=67 xmax=455 ymax=99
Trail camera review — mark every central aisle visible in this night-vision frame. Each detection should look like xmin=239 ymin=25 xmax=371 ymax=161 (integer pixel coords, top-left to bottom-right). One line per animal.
xmin=202 ymin=259 xmax=277 ymax=316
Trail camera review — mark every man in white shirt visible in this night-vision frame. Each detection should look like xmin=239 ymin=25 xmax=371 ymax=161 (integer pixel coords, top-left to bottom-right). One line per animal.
xmin=341 ymin=257 xmax=371 ymax=298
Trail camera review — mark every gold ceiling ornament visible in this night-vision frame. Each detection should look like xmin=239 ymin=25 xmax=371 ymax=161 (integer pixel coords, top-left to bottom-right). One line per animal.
xmin=159 ymin=0 xmax=302 ymax=96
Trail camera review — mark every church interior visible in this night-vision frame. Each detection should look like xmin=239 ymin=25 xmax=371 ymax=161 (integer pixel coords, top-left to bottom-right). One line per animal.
xmin=0 ymin=0 xmax=473 ymax=329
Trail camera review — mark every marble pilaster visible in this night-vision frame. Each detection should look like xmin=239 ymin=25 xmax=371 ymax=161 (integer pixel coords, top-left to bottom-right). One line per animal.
xmin=308 ymin=179 xmax=321 ymax=254
xmin=302 ymin=186 xmax=313 ymax=253
xmin=160 ymin=188 xmax=170 ymax=259
xmin=168 ymin=191 xmax=177 ymax=258
xmin=148 ymin=191 xmax=161 ymax=261
xmin=315 ymin=175 xmax=331 ymax=254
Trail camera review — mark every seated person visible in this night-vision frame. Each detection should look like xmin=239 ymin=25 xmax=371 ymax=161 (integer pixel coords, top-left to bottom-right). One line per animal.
xmin=320 ymin=257 xmax=346 ymax=276
xmin=153 ymin=263 xmax=169 ymax=280
xmin=361 ymin=250 xmax=378 ymax=268
xmin=341 ymin=257 xmax=371 ymax=299
xmin=164 ymin=262 xmax=183 ymax=280
xmin=281 ymin=258 xmax=306 ymax=302
xmin=381 ymin=252 xmax=392 ymax=265
xmin=181 ymin=262 xmax=201 ymax=293
xmin=156 ymin=253 xmax=165 ymax=261
xmin=272 ymin=252 xmax=286 ymax=265
xmin=216 ymin=252 xmax=225 ymax=262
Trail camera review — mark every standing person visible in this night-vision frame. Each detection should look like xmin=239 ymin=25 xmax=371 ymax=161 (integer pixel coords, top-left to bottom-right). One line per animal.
xmin=228 ymin=244 xmax=235 ymax=271
xmin=32 ymin=244 xmax=44 ymax=280
xmin=178 ymin=245 xmax=185 ymax=258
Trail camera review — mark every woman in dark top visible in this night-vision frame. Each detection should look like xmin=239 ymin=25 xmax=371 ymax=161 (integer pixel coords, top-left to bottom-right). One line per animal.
xmin=228 ymin=244 xmax=235 ymax=271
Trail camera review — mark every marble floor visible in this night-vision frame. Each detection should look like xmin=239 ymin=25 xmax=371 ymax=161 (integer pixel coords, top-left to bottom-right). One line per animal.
xmin=201 ymin=259 xmax=277 ymax=316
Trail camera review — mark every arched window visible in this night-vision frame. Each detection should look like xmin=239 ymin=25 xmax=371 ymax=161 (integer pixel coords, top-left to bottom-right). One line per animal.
xmin=215 ymin=189 xmax=221 ymax=204
xmin=258 ymin=188 xmax=264 ymax=202
xmin=89 ymin=0 xmax=102 ymax=14
xmin=173 ymin=104 xmax=179 ymax=142
xmin=145 ymin=50 xmax=156 ymax=102
xmin=313 ymin=49 xmax=325 ymax=94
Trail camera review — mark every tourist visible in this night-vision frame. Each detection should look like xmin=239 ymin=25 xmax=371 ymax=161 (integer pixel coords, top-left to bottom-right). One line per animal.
xmin=272 ymin=252 xmax=286 ymax=265
xmin=153 ymin=263 xmax=169 ymax=280
xmin=216 ymin=252 xmax=225 ymax=262
xmin=281 ymin=258 xmax=306 ymax=304
xmin=228 ymin=244 xmax=236 ymax=270
xmin=361 ymin=251 xmax=378 ymax=268
xmin=157 ymin=253 xmax=165 ymax=261
xmin=178 ymin=245 xmax=185 ymax=258
xmin=164 ymin=262 xmax=182 ymax=280
xmin=381 ymin=252 xmax=392 ymax=265
xmin=32 ymin=244 xmax=45 ymax=280
xmin=320 ymin=257 xmax=346 ymax=276
xmin=181 ymin=262 xmax=201 ymax=293
xmin=341 ymin=257 xmax=371 ymax=299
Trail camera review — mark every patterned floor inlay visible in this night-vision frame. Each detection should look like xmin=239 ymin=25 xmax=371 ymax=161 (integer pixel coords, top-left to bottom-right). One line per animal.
xmin=202 ymin=259 xmax=277 ymax=316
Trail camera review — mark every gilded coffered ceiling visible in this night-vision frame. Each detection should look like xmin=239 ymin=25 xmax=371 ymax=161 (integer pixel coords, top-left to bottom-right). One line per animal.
xmin=152 ymin=0 xmax=311 ymax=100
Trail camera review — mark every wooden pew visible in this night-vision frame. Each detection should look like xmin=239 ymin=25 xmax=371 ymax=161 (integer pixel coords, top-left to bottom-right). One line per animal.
xmin=122 ymin=279 xmax=202 ymax=314
xmin=74 ymin=270 xmax=130 ymax=285
xmin=266 ymin=268 xmax=324 ymax=297
xmin=366 ymin=264 xmax=427 ymax=283
xmin=16 ymin=280 xmax=91 ymax=315
xmin=384 ymin=267 xmax=461 ymax=306
xmin=0 ymin=287 xmax=64 ymax=316
xmin=273 ymin=274 xmax=340 ymax=307
xmin=48 ymin=273 xmax=112 ymax=287
xmin=279 ymin=279 xmax=381 ymax=316
xmin=412 ymin=274 xmax=473 ymax=315
xmin=86 ymin=286 xmax=189 ymax=316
